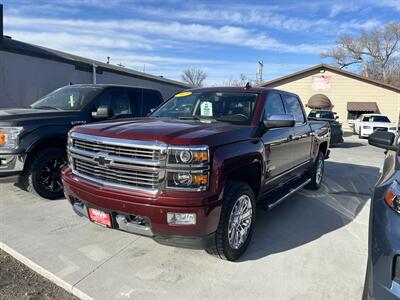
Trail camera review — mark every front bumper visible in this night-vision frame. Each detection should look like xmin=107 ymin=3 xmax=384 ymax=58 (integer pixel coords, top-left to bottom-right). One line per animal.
xmin=62 ymin=167 xmax=221 ymax=249
xmin=0 ymin=153 xmax=26 ymax=175
xmin=361 ymin=128 xmax=397 ymax=137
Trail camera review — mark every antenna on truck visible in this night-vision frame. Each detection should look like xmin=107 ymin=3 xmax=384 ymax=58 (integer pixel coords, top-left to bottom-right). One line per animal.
xmin=244 ymin=82 xmax=252 ymax=90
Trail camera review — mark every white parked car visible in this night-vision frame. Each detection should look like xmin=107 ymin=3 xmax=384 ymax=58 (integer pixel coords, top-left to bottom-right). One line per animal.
xmin=355 ymin=114 xmax=397 ymax=138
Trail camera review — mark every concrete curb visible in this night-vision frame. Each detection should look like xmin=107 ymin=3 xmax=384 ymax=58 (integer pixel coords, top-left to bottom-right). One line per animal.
xmin=0 ymin=242 xmax=93 ymax=300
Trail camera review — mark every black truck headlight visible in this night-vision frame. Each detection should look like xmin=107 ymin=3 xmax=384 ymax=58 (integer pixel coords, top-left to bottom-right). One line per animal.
xmin=0 ymin=127 xmax=23 ymax=150
xmin=167 ymin=171 xmax=209 ymax=191
xmin=384 ymin=181 xmax=400 ymax=213
xmin=168 ymin=146 xmax=209 ymax=165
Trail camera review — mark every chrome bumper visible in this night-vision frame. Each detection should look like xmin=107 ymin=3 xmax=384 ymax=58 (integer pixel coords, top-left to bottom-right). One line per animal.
xmin=0 ymin=154 xmax=26 ymax=173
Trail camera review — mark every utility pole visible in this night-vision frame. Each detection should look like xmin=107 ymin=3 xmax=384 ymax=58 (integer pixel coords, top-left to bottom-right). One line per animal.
xmin=257 ymin=60 xmax=264 ymax=83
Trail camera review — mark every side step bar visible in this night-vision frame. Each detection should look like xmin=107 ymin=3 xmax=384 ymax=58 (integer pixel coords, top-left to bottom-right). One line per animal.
xmin=265 ymin=178 xmax=311 ymax=210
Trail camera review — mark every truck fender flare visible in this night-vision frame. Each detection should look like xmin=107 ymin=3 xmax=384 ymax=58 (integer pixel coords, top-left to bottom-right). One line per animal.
xmin=24 ymin=125 xmax=70 ymax=154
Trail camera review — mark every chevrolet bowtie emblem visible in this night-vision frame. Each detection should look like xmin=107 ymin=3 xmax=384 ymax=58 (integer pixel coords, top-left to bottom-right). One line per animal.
xmin=93 ymin=152 xmax=111 ymax=166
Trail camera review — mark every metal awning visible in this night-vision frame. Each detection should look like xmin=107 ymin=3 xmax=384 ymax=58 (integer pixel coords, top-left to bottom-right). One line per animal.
xmin=306 ymin=94 xmax=333 ymax=109
xmin=347 ymin=102 xmax=379 ymax=112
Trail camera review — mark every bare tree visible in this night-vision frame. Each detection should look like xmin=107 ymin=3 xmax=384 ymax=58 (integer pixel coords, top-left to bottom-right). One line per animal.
xmin=224 ymin=74 xmax=255 ymax=87
xmin=181 ymin=68 xmax=207 ymax=87
xmin=322 ymin=22 xmax=400 ymax=84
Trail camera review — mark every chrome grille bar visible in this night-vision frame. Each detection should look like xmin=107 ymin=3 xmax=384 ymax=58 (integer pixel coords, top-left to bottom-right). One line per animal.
xmin=69 ymin=132 xmax=167 ymax=194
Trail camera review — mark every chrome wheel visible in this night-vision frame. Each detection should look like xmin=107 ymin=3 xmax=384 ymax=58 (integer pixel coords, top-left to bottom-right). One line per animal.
xmin=228 ymin=194 xmax=253 ymax=250
xmin=315 ymin=156 xmax=324 ymax=186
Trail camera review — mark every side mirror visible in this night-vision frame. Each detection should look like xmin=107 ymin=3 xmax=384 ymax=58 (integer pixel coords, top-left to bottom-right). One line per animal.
xmin=263 ymin=114 xmax=295 ymax=129
xmin=368 ymin=131 xmax=398 ymax=151
xmin=335 ymin=116 xmax=339 ymax=120
xmin=92 ymin=106 xmax=111 ymax=119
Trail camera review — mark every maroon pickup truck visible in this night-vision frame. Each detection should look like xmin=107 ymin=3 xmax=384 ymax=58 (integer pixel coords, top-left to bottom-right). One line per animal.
xmin=62 ymin=86 xmax=330 ymax=261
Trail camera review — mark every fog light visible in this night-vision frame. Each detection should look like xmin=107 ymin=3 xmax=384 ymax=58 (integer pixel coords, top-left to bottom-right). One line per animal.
xmin=167 ymin=212 xmax=196 ymax=225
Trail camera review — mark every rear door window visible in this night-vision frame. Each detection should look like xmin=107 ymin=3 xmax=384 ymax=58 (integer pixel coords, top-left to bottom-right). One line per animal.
xmin=142 ymin=91 xmax=162 ymax=116
xmin=283 ymin=94 xmax=305 ymax=124
xmin=128 ymin=90 xmax=142 ymax=118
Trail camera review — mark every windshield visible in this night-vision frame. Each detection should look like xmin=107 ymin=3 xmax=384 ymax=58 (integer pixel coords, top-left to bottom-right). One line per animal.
xmin=151 ymin=91 xmax=260 ymax=125
xmin=308 ymin=111 xmax=335 ymax=120
xmin=362 ymin=115 xmax=390 ymax=123
xmin=31 ymin=86 xmax=103 ymax=111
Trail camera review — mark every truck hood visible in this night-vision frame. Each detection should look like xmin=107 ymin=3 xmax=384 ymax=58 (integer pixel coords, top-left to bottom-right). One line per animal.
xmin=0 ymin=108 xmax=80 ymax=125
xmin=75 ymin=118 xmax=257 ymax=147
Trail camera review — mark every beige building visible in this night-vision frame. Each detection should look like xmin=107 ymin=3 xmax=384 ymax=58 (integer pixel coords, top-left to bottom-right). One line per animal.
xmin=260 ymin=64 xmax=400 ymax=130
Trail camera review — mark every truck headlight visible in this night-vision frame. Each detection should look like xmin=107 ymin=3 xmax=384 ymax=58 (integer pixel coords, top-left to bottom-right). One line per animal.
xmin=384 ymin=181 xmax=400 ymax=213
xmin=167 ymin=171 xmax=209 ymax=190
xmin=0 ymin=127 xmax=24 ymax=150
xmin=389 ymin=127 xmax=397 ymax=131
xmin=168 ymin=146 xmax=209 ymax=165
xmin=363 ymin=125 xmax=371 ymax=129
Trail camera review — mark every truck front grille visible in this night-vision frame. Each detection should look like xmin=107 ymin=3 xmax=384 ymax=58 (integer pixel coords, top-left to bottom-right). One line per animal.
xmin=73 ymin=136 xmax=161 ymax=160
xmin=68 ymin=132 xmax=167 ymax=194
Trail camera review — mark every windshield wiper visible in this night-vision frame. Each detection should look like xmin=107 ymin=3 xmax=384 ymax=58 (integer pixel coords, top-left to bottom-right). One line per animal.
xmin=178 ymin=116 xmax=201 ymax=120
xmin=32 ymin=106 xmax=61 ymax=110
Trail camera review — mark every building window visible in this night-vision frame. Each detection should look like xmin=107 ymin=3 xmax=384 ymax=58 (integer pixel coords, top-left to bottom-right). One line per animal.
xmin=347 ymin=111 xmax=368 ymax=120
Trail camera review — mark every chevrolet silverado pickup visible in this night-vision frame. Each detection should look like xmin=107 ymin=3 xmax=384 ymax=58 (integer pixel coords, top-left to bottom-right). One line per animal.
xmin=62 ymin=86 xmax=330 ymax=261
xmin=0 ymin=84 xmax=164 ymax=199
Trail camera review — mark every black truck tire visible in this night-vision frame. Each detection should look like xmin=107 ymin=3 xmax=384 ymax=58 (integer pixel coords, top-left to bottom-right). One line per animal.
xmin=20 ymin=148 xmax=67 ymax=200
xmin=206 ymin=181 xmax=256 ymax=261
xmin=305 ymin=151 xmax=324 ymax=190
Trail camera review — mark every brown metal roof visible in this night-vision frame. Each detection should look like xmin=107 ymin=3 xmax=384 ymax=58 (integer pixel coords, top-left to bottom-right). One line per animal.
xmin=347 ymin=102 xmax=379 ymax=112
xmin=259 ymin=64 xmax=400 ymax=93
xmin=306 ymin=94 xmax=333 ymax=109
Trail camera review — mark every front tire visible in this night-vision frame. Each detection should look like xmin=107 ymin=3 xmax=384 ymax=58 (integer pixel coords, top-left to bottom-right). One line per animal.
xmin=305 ymin=151 xmax=324 ymax=190
xmin=206 ymin=181 xmax=256 ymax=261
xmin=20 ymin=148 xmax=67 ymax=200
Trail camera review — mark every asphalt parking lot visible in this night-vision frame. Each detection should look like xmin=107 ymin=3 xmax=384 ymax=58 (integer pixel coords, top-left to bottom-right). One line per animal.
xmin=0 ymin=134 xmax=384 ymax=300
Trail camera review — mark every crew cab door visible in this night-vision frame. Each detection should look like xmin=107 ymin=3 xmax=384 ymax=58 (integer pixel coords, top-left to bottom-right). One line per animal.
xmin=261 ymin=92 xmax=295 ymax=185
xmin=282 ymin=94 xmax=312 ymax=174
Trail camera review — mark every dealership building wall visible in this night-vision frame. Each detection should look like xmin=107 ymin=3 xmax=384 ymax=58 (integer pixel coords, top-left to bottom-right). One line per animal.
xmin=261 ymin=64 xmax=400 ymax=130
xmin=0 ymin=38 xmax=189 ymax=108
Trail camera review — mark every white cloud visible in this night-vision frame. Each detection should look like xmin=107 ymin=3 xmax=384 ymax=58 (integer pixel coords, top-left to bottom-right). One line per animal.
xmin=5 ymin=16 xmax=330 ymax=54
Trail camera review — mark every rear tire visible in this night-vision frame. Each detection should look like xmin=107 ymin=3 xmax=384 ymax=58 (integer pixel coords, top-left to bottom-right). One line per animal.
xmin=305 ymin=151 xmax=324 ymax=190
xmin=20 ymin=148 xmax=67 ymax=200
xmin=206 ymin=181 xmax=256 ymax=261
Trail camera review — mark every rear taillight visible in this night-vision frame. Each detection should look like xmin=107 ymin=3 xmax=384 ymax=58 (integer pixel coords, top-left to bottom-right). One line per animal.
xmin=384 ymin=181 xmax=400 ymax=213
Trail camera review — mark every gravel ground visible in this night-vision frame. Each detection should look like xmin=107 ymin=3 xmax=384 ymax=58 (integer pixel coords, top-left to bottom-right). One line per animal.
xmin=0 ymin=249 xmax=79 ymax=300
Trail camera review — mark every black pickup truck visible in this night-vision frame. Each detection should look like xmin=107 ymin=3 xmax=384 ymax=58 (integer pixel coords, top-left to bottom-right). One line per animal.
xmin=308 ymin=109 xmax=343 ymax=145
xmin=0 ymin=84 xmax=164 ymax=199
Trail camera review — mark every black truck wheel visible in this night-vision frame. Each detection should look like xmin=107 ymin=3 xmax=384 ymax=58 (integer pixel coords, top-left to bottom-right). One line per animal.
xmin=305 ymin=151 xmax=324 ymax=190
xmin=20 ymin=148 xmax=67 ymax=200
xmin=206 ymin=181 xmax=256 ymax=261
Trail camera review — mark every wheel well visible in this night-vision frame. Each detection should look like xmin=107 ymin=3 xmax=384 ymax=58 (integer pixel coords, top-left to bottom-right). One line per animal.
xmin=319 ymin=141 xmax=328 ymax=157
xmin=226 ymin=163 xmax=262 ymax=198
xmin=25 ymin=137 xmax=67 ymax=168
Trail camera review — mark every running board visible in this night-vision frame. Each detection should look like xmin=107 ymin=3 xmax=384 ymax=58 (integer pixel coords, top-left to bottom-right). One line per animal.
xmin=265 ymin=178 xmax=311 ymax=210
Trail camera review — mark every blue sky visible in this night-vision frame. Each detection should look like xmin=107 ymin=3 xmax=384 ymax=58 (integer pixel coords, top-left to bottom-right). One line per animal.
xmin=2 ymin=0 xmax=400 ymax=85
